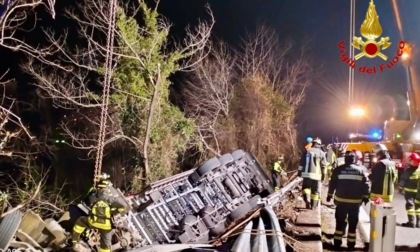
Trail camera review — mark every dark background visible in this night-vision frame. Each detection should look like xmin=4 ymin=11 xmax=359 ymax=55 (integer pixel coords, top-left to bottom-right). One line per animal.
xmin=1 ymin=0 xmax=420 ymax=145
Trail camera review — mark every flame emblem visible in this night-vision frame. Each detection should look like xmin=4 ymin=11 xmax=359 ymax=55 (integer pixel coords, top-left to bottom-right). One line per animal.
xmin=352 ymin=0 xmax=391 ymax=60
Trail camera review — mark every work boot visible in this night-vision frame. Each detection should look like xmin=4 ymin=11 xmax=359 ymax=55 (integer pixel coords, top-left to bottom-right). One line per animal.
xmin=402 ymin=215 xmax=415 ymax=228
xmin=333 ymin=240 xmax=342 ymax=250
xmin=347 ymin=242 xmax=355 ymax=251
xmin=311 ymin=200 xmax=319 ymax=210
xmin=305 ymin=201 xmax=310 ymax=209
xmin=416 ymin=216 xmax=420 ymax=228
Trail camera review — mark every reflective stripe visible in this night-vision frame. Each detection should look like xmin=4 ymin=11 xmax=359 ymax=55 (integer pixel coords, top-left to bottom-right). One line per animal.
xmin=383 ymin=173 xmax=389 ymax=198
xmin=337 ymin=174 xmax=363 ymax=181
xmin=311 ymin=194 xmax=319 ymax=200
xmin=415 ymin=209 xmax=420 ymax=215
xmin=415 ymin=199 xmax=420 ymax=204
xmin=99 ymin=248 xmax=111 ymax=252
xmin=348 ymin=233 xmax=356 ymax=237
xmin=73 ymin=224 xmax=85 ymax=234
xmin=301 ymin=172 xmax=322 ymax=180
xmin=334 ymin=195 xmax=362 ymax=204
xmin=303 ymin=189 xmax=311 ymax=194
xmin=407 ymin=209 xmax=415 ymax=215
xmin=370 ymin=193 xmax=393 ymax=202
xmin=404 ymin=187 xmax=417 ymax=193
xmin=348 ymin=238 xmax=356 ymax=242
xmin=334 ymin=236 xmax=342 ymax=240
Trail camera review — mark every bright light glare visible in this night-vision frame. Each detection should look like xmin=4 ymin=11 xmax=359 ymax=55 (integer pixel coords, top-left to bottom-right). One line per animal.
xmin=402 ymin=53 xmax=410 ymax=61
xmin=349 ymin=107 xmax=365 ymax=117
xmin=349 ymin=133 xmax=356 ymax=139
xmin=414 ymin=132 xmax=420 ymax=141
xmin=372 ymin=132 xmax=379 ymax=138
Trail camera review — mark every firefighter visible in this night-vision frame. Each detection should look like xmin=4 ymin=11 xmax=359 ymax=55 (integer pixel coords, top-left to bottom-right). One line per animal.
xmin=272 ymin=155 xmax=286 ymax=191
xmin=298 ymin=137 xmax=327 ymax=209
xmin=324 ymin=144 xmax=337 ymax=183
xmin=352 ymin=149 xmax=365 ymax=167
xmin=369 ymin=144 xmax=398 ymax=203
xmin=72 ymin=173 xmax=128 ymax=252
xmin=327 ymin=151 xmax=370 ymax=250
xmin=399 ymin=153 xmax=420 ymax=228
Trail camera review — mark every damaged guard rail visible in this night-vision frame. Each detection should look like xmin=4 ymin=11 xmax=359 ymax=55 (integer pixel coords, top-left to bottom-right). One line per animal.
xmin=212 ymin=176 xmax=303 ymax=252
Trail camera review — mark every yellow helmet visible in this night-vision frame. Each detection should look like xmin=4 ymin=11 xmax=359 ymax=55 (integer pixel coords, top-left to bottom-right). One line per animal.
xmin=97 ymin=173 xmax=111 ymax=188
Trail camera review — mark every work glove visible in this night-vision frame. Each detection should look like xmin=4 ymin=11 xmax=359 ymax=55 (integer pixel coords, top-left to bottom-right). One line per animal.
xmin=362 ymin=197 xmax=369 ymax=206
xmin=326 ymin=195 xmax=332 ymax=202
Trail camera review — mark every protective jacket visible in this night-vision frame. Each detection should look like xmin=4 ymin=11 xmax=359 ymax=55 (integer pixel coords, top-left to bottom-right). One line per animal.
xmin=326 ymin=149 xmax=337 ymax=170
xmin=369 ymin=158 xmax=397 ymax=202
xmin=273 ymin=161 xmax=285 ymax=173
xmin=88 ymin=185 xmax=127 ymax=230
xmin=328 ymin=163 xmax=370 ymax=205
xmin=399 ymin=166 xmax=420 ymax=193
xmin=298 ymin=146 xmax=327 ymax=180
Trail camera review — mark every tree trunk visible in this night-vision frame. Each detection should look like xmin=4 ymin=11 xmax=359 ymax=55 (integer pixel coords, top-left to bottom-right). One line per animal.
xmin=143 ymin=64 xmax=161 ymax=180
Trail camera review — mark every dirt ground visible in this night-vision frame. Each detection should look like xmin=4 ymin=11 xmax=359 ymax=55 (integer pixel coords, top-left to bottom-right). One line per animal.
xmin=274 ymin=184 xmax=323 ymax=251
xmin=320 ymin=183 xmax=368 ymax=251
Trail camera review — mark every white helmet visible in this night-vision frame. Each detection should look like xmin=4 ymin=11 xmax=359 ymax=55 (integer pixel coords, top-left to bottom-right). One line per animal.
xmin=373 ymin=143 xmax=387 ymax=154
xmin=313 ymin=138 xmax=322 ymax=145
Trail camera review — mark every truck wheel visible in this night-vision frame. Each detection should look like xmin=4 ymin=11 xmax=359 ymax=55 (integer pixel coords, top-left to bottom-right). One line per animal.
xmin=231 ymin=150 xmax=245 ymax=160
xmin=218 ymin=153 xmax=234 ymax=166
xmin=228 ymin=203 xmax=252 ymax=222
xmin=247 ymin=195 xmax=261 ymax=210
xmin=0 ymin=211 xmax=22 ymax=250
xmin=196 ymin=157 xmax=221 ymax=177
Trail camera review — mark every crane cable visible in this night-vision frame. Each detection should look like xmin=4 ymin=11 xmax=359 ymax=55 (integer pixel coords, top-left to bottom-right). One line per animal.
xmin=348 ymin=0 xmax=355 ymax=105
xmin=93 ymin=0 xmax=118 ymax=186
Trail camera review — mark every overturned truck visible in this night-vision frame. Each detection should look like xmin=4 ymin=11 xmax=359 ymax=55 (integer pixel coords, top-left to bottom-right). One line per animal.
xmin=0 ymin=149 xmax=274 ymax=251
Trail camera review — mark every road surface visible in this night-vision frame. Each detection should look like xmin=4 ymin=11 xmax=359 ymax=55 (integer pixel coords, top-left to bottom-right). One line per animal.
xmin=360 ymin=190 xmax=420 ymax=248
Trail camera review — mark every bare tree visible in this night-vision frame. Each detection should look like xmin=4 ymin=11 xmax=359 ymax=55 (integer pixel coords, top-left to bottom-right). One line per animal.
xmin=19 ymin=0 xmax=214 ymax=184
xmin=181 ymin=26 xmax=313 ymax=169
xmin=181 ymin=42 xmax=235 ymax=156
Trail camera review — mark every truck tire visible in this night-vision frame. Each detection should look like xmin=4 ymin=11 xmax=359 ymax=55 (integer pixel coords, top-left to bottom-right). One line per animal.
xmin=218 ymin=153 xmax=234 ymax=166
xmin=0 ymin=211 xmax=22 ymax=250
xmin=228 ymin=203 xmax=252 ymax=222
xmin=231 ymin=150 xmax=245 ymax=160
xmin=247 ymin=195 xmax=261 ymax=210
xmin=196 ymin=157 xmax=221 ymax=177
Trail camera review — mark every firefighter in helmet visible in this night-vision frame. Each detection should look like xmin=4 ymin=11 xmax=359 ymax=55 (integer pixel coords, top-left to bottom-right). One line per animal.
xmin=369 ymin=144 xmax=398 ymax=203
xmin=72 ymin=173 xmax=128 ymax=252
xmin=399 ymin=153 xmax=420 ymax=228
xmin=298 ymin=137 xmax=327 ymax=209
xmin=324 ymin=144 xmax=337 ymax=183
xmin=272 ymin=155 xmax=286 ymax=191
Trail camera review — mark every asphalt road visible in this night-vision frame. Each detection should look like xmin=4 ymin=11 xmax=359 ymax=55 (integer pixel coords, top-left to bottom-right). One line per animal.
xmin=360 ymin=190 xmax=420 ymax=248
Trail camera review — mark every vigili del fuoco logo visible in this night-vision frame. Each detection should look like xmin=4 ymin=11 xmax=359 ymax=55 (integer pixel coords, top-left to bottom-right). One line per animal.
xmin=338 ymin=0 xmax=406 ymax=74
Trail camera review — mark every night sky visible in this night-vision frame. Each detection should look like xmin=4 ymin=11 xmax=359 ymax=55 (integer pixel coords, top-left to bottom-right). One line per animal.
xmin=2 ymin=0 xmax=420 ymax=144
xmin=155 ymin=0 xmax=420 ymax=143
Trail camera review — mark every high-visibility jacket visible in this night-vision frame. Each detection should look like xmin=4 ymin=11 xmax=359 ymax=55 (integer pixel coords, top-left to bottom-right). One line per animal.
xmin=369 ymin=159 xmax=397 ymax=202
xmin=298 ymin=146 xmax=327 ymax=180
xmin=399 ymin=166 xmax=420 ymax=193
xmin=87 ymin=185 xmax=127 ymax=230
xmin=326 ymin=149 xmax=337 ymax=170
xmin=273 ymin=161 xmax=285 ymax=173
xmin=328 ymin=163 xmax=370 ymax=205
